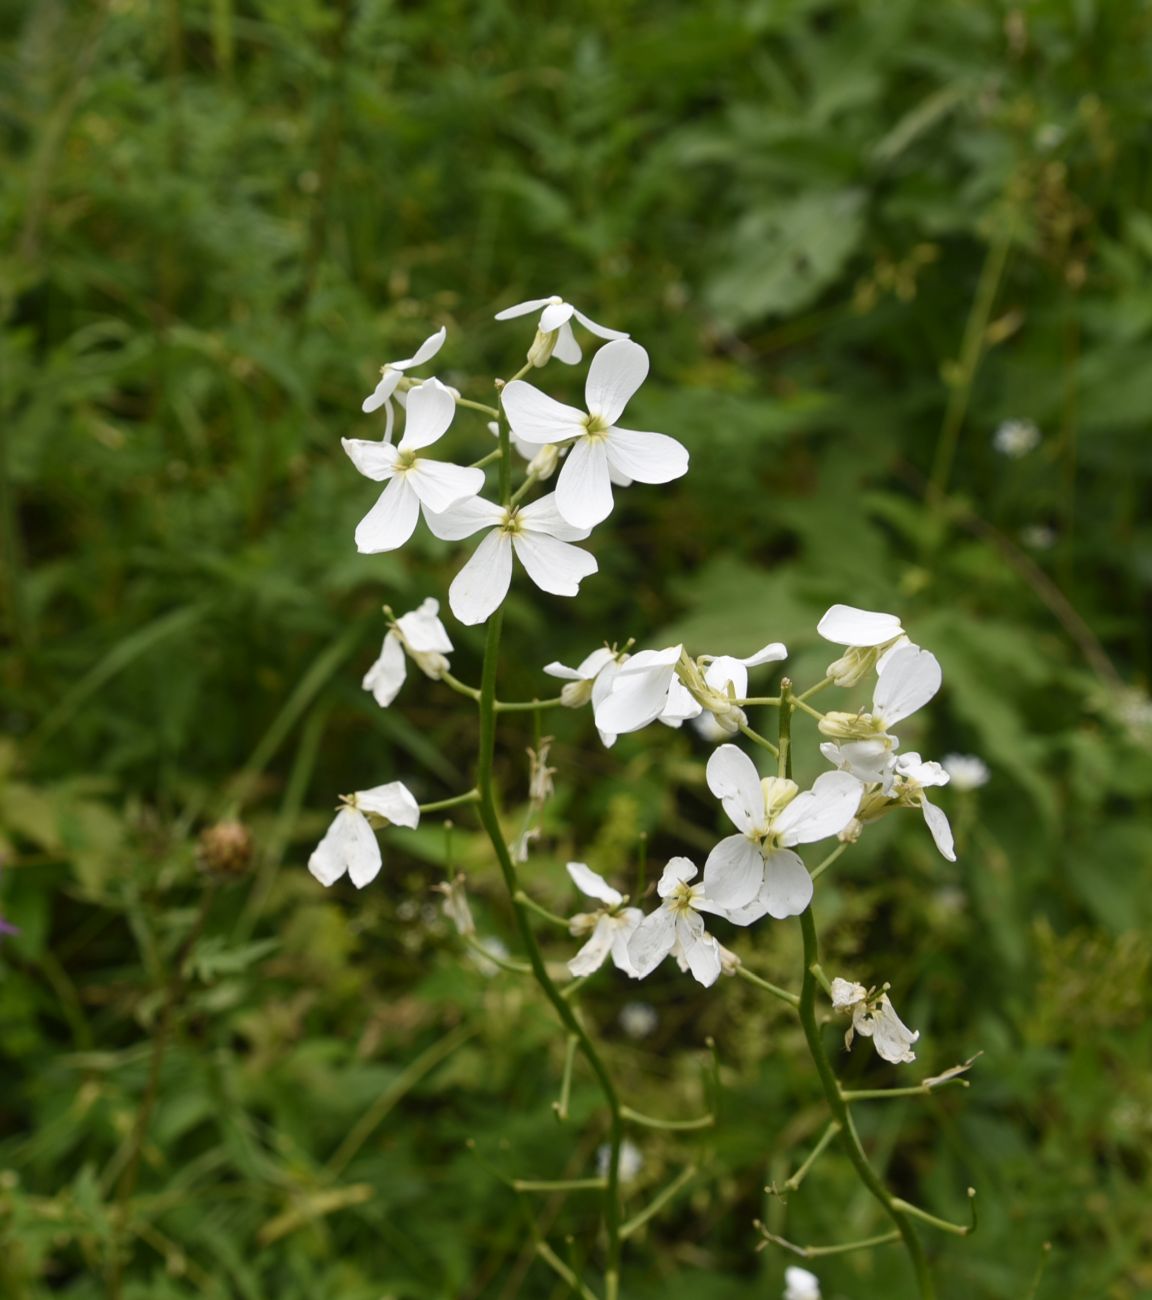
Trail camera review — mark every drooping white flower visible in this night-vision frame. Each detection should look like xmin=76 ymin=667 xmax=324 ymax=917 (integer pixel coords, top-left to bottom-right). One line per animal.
xmin=545 ymin=646 xmax=631 ymax=746
xmin=817 ymin=604 xmax=910 ymax=686
xmin=565 ymin=862 xmax=643 ymax=978
xmin=784 ymin=1266 xmax=822 ymax=1300
xmin=823 ymin=746 xmax=956 ymax=861
xmin=597 ymin=1138 xmax=644 ymax=1183
xmin=941 ymin=753 xmax=990 ymax=791
xmin=890 ymin=753 xmax=955 ymax=861
xmin=425 ymin=492 xmax=597 ymax=626
xmin=702 ymin=745 xmax=861 ymax=921
xmin=362 ymin=597 xmax=453 ymax=708
xmin=344 ymin=379 xmax=485 ymax=553
xmin=993 ymin=418 xmax=1040 ymax=458
xmin=308 ymin=782 xmax=420 ymax=889
xmin=361 ymin=326 xmax=447 ymax=440
xmin=831 ymin=977 xmax=920 ymax=1064
xmin=495 ymin=294 xmax=628 ymax=366
xmin=501 ymin=339 xmax=689 ymax=529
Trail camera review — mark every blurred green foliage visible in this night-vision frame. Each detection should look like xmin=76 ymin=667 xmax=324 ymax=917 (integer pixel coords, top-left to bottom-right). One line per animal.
xmin=2 ymin=0 xmax=1151 ymax=1296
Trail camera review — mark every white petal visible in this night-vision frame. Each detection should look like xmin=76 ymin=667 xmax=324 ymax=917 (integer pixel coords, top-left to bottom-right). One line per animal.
xmin=873 ymin=645 xmax=942 ymax=727
xmin=760 ymin=849 xmax=814 ymax=918
xmin=660 ymin=679 xmax=702 ymax=723
xmin=921 ymin=798 xmax=956 ymax=861
xmin=572 ymin=307 xmax=628 ymax=341
xmin=742 ymin=642 xmax=788 ymax=668
xmin=494 ymin=297 xmax=554 ymax=320
xmin=627 ymin=909 xmax=677 ymax=978
xmin=594 ymin=648 xmax=680 ymax=735
xmin=682 ymin=932 xmax=723 ymax=987
xmin=512 ymin=532 xmax=597 ymax=598
xmin=820 ymin=739 xmax=895 ymax=786
xmin=356 ymin=781 xmax=420 ymax=828
xmin=609 ymin=909 xmax=643 ymax=976
xmin=550 ymin=318 xmax=582 ymax=364
xmin=703 ymin=656 xmax=749 ymax=701
xmin=568 ymin=915 xmax=616 ymax=977
xmin=308 ymin=807 xmax=380 ymax=889
xmin=573 ymin=646 xmax=616 ymax=678
xmin=423 ymin=495 xmax=505 ymax=541
xmin=501 ymin=381 xmax=587 ymax=444
xmin=392 ymin=325 xmax=446 ymax=371
xmin=585 ymin=338 xmax=648 ymax=425
xmin=566 ymin=861 xmax=623 ymax=907
xmin=538 ymin=300 xmax=576 ymax=333
xmin=775 ymin=771 xmax=862 ymax=846
xmin=706 ymin=744 xmax=765 ymax=834
xmin=354 ymin=476 xmax=420 ymax=553
xmin=362 ymin=369 xmax=402 ymax=414
xmin=556 ymin=437 xmax=614 ymax=528
xmin=448 ymin=530 xmax=514 ymax=626
xmin=395 ymin=598 xmax=453 ymax=655
xmin=406 ymin=459 xmax=485 ymax=514
xmin=343 ymin=437 xmax=399 ymax=482
xmin=656 ymin=856 xmax=698 ymax=896
xmin=702 ymin=834 xmax=764 ymax=909
xmin=604 ymin=426 xmax=689 ymax=485
xmin=362 ymin=632 xmax=406 ymax=707
xmin=543 ymin=661 xmax=582 ymax=681
xmin=398 ymin=377 xmax=457 ymax=451
xmin=817 ymin=604 xmax=904 ymax=647
xmin=517 ymin=492 xmax=593 ymax=542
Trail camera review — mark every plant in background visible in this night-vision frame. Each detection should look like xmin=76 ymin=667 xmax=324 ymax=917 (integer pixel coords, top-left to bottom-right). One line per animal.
xmin=306 ymin=304 xmax=979 ymax=1300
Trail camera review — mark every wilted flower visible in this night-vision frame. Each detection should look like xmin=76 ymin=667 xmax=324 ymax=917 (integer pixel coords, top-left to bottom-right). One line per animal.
xmin=501 ymin=339 xmax=689 ymax=529
xmin=527 ymin=738 xmax=556 ymax=807
xmin=941 ymin=753 xmax=990 ymax=791
xmin=993 ymin=418 xmax=1040 ymax=457
xmin=362 ymin=597 xmax=453 ymax=708
xmin=361 ymin=326 xmax=447 ymax=441
xmin=831 ymin=977 xmax=920 ymax=1064
xmin=308 ymin=783 xmax=420 ymax=889
xmin=495 ymin=295 xmax=627 ymax=366
xmin=566 ymin=862 xmax=643 ymax=978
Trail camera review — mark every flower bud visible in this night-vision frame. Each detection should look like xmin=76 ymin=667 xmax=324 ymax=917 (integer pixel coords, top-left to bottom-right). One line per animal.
xmin=560 ymin=679 xmax=595 ymax=708
xmin=526 ymin=442 xmax=560 ymax=480
xmin=527 ymin=328 xmax=557 ymax=367
xmin=818 ymin=710 xmax=886 ymax=741
xmin=826 ymin=645 xmax=878 ymax=687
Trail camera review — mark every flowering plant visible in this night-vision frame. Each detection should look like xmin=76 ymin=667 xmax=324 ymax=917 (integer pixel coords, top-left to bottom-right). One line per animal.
xmin=308 ymin=301 xmax=978 ymax=1298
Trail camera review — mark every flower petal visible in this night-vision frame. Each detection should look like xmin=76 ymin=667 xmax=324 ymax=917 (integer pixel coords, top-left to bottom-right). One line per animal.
xmin=362 ymin=631 xmax=406 ymax=708
xmin=398 ymin=377 xmax=457 ymax=451
xmin=406 ymin=459 xmax=485 ymax=514
xmin=594 ymin=648 xmax=679 ymax=735
xmin=682 ymin=932 xmax=723 ymax=987
xmin=703 ymin=656 xmax=749 ymax=701
xmin=572 ymin=307 xmax=628 ymax=341
xmin=817 ymin=604 xmax=904 ymax=647
xmin=309 ymin=807 xmax=380 ymax=889
xmin=362 ymin=369 xmax=402 ymax=414
xmin=343 ymin=437 xmax=399 ymax=482
xmin=356 ymin=781 xmax=420 ymax=828
xmin=501 ymin=381 xmax=587 ymax=444
xmin=585 ymin=338 xmax=648 ymax=425
xmin=706 ymin=744 xmax=765 ymax=834
xmin=512 ymin=532 xmax=597 ymax=598
xmin=551 ymin=319 xmax=582 ymax=364
xmin=556 ymin=437 xmax=614 ymax=528
xmin=495 ymin=297 xmax=554 ymax=320
xmin=392 ymin=325 xmax=446 ymax=371
xmin=354 ymin=476 xmax=420 ymax=553
xmin=448 ymin=530 xmax=513 ymax=625
xmin=873 ymin=645 xmax=942 ymax=727
xmin=742 ymin=642 xmax=788 ymax=668
xmin=566 ymin=861 xmax=623 ymax=907
xmin=517 ymin=491 xmax=593 ymax=542
xmin=604 ymin=426 xmax=689 ymax=484
xmin=760 ymin=849 xmax=814 ymax=918
xmin=627 ymin=909 xmax=677 ymax=978
xmin=921 ymin=798 xmax=956 ymax=861
xmin=774 ymin=771 xmax=862 ymax=846
xmin=423 ymin=495 xmax=505 ymax=541
xmin=538 ymin=300 xmax=576 ymax=333
xmin=568 ymin=915 xmax=616 ymax=977
xmin=395 ymin=597 xmax=453 ymax=655
xmin=702 ymin=834 xmax=764 ymax=910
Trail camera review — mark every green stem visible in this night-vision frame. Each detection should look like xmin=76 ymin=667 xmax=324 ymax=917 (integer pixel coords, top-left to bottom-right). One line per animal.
xmin=809 ymin=843 xmax=848 ymax=883
xmin=440 ymin=671 xmax=481 ymax=702
xmin=514 ymin=1177 xmax=607 ymax=1192
xmin=514 ymin=890 xmax=570 ymax=927
xmin=757 ymin=1224 xmax=902 ymax=1258
xmin=457 ymin=397 xmax=501 ymax=419
xmin=495 ymin=695 xmax=565 ymax=713
xmin=734 ymin=965 xmax=800 ymax=1010
xmin=841 ymin=1080 xmax=968 ymax=1102
xmin=471 ymin=448 xmax=503 ymax=469
xmin=737 ymin=720 xmax=779 ymax=758
xmin=620 ymin=1106 xmax=713 ymax=1131
xmin=418 ymin=790 xmax=480 ymax=814
xmin=620 ymin=1165 xmax=697 ymax=1239
xmin=777 ymin=1120 xmax=841 ymax=1194
xmin=797 ymin=676 xmax=833 ymax=703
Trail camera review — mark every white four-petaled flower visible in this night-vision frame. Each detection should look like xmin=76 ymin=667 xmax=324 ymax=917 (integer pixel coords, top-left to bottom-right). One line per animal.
xmin=361 ymin=326 xmax=447 ymax=441
xmin=362 ymin=597 xmax=453 ymax=708
xmin=344 ymin=378 xmax=485 ymax=552
xmin=565 ymin=862 xmax=643 ymax=978
xmin=501 ymin=339 xmax=689 ymax=529
xmin=308 ymin=783 xmax=420 ymax=889
xmin=425 ymin=492 xmax=597 ymax=625
xmin=495 ymin=295 xmax=627 ymax=366
xmin=817 ymin=603 xmax=909 ymax=687
xmin=830 ymin=977 xmax=920 ymax=1064
xmin=627 ymin=858 xmax=742 ymax=988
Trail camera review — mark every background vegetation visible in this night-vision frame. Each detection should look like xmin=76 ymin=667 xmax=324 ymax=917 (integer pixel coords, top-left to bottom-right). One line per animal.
xmin=2 ymin=0 xmax=1151 ymax=1296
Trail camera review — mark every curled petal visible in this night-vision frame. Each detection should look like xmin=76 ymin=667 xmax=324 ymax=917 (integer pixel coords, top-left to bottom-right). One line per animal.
xmin=362 ymin=368 xmax=403 ymax=414
xmin=399 ymin=378 xmax=457 ymax=451
xmin=567 ymin=861 xmax=623 ymax=907
xmin=538 ymin=300 xmax=576 ymax=333
xmin=356 ymin=781 xmax=420 ymax=828
xmin=392 ymin=325 xmax=447 ymax=371
xmin=550 ymin=319 xmax=582 ymax=364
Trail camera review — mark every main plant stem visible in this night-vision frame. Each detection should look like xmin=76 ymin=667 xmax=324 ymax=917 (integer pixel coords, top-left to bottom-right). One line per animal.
xmin=473 ymin=401 xmax=623 ymax=1299
xmin=779 ymin=682 xmax=934 ymax=1298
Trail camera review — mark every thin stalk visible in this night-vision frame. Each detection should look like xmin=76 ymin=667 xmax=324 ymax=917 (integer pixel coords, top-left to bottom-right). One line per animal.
xmin=797 ymin=676 xmax=832 ymax=703
xmin=809 ymin=843 xmax=849 ymax=883
xmin=495 ymin=695 xmax=566 ymax=713
xmin=514 ymin=890 xmax=570 ymax=927
xmin=756 ymin=1224 xmax=901 ymax=1258
xmin=737 ymin=720 xmax=779 ymax=757
xmin=775 ymin=1120 xmax=841 ymax=1194
xmin=514 ymin=1177 xmax=607 ymax=1192
xmin=734 ymin=965 xmax=800 ymax=1010
xmin=620 ymin=1165 xmax=697 ymax=1239
xmin=554 ymin=1034 xmax=578 ymax=1121
xmin=620 ymin=1106 xmax=713 ymax=1131
xmin=471 ymin=448 xmax=503 ymax=469
xmin=418 ymin=790 xmax=480 ymax=814
xmin=457 ymin=397 xmax=501 ymax=419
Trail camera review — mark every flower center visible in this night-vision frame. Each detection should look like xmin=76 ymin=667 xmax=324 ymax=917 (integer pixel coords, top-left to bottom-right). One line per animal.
xmin=668 ymin=882 xmax=699 ymax=915
xmin=395 ymin=449 xmax=418 ymax=471
xmin=583 ymin=413 xmax=611 ymax=439
xmin=500 ymin=507 xmax=524 ymax=536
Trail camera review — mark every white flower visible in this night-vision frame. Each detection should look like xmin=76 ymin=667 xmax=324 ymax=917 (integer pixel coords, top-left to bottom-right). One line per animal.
xmin=308 ymin=782 xmax=420 ymax=889
xmin=566 ymin=862 xmax=643 ymax=978
xmin=425 ymin=492 xmax=598 ymax=626
xmin=818 ymin=643 xmax=942 ymax=748
xmin=817 ymin=604 xmax=909 ymax=687
xmin=784 ymin=1266 xmax=822 ymax=1300
xmin=592 ymin=645 xmax=698 ymax=740
xmin=362 ymin=597 xmax=453 ymax=708
xmin=343 ymin=378 xmax=485 ymax=553
xmin=545 ymin=646 xmax=622 ymax=708
xmin=618 ymin=1001 xmax=658 ymax=1039
xmin=361 ymin=326 xmax=447 ymax=441
xmin=627 ymin=857 xmax=748 ymax=988
xmin=495 ymin=294 xmax=627 ymax=366
xmin=823 ymin=746 xmax=956 ymax=861
xmin=941 ymin=753 xmax=990 ymax=791
xmin=597 ymin=1138 xmax=644 ymax=1183
xmin=890 ymin=753 xmax=955 ymax=861
xmin=702 ymin=745 xmax=862 ymax=921
xmin=993 ymin=418 xmax=1040 ymax=457
xmin=501 ymin=339 xmax=689 ymax=529
xmin=1020 ymin=523 xmax=1056 ymax=550
xmin=683 ymin=643 xmax=789 ymax=734
xmin=831 ymin=977 xmax=920 ymax=1064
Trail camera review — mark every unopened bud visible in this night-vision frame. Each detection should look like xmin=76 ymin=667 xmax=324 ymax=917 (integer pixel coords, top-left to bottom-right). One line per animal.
xmin=527 ymin=328 xmax=557 ymax=367
xmin=526 ymin=442 xmax=560 ymax=480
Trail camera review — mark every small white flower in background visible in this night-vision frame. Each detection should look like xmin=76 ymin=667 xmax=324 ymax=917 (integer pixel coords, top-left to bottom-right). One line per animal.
xmin=565 ymin=862 xmax=643 ymax=978
xmin=830 ymin=977 xmax=920 ymax=1064
xmin=702 ymin=745 xmax=862 ymax=922
xmin=817 ymin=603 xmax=909 ymax=687
xmin=362 ymin=597 xmax=453 ymax=708
xmin=501 ymin=339 xmax=689 ymax=529
xmin=1020 ymin=523 xmax=1057 ymax=551
xmin=433 ymin=873 xmax=475 ymax=936
xmin=597 ymin=1138 xmax=644 ymax=1183
xmin=343 ymin=378 xmax=485 ymax=553
xmin=495 ymin=294 xmax=628 ymax=367
xmin=627 ymin=857 xmax=752 ymax=988
xmin=361 ymin=326 xmax=447 ymax=441
xmin=618 ymin=1001 xmax=658 ymax=1040
xmin=784 ymin=1265 xmax=822 ymax=1300
xmin=1115 ymin=685 xmax=1152 ymax=736
xmin=942 ymin=753 xmax=990 ymax=791
xmin=308 ymin=782 xmax=420 ymax=889
xmin=993 ymin=418 xmax=1041 ymax=458
xmin=425 ymin=492 xmax=597 ymax=625
xmin=818 ymin=643 xmax=942 ymax=752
